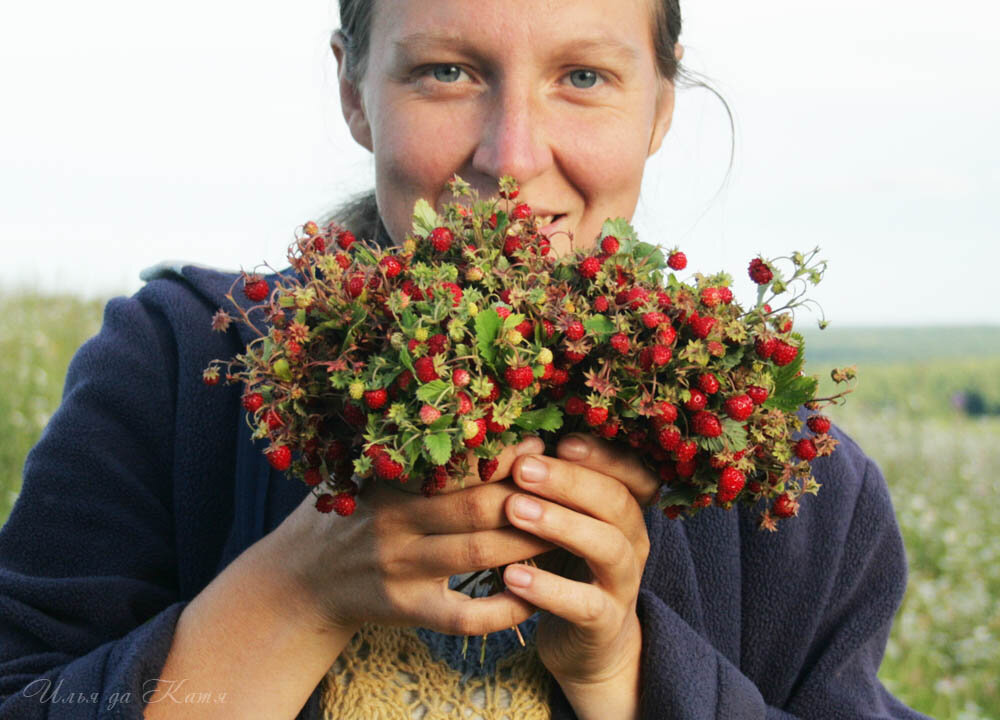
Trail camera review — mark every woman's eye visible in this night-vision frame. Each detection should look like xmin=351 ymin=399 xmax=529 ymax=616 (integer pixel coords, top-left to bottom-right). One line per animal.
xmin=430 ymin=65 xmax=464 ymax=83
xmin=567 ymin=69 xmax=600 ymax=89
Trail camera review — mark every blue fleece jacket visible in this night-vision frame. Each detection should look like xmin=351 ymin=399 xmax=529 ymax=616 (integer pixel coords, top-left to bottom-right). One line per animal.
xmin=0 ymin=264 xmax=931 ymax=719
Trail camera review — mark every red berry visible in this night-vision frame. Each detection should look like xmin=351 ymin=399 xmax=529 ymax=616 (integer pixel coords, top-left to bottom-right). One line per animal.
xmin=593 ymin=296 xmax=610 ymax=312
xmin=719 ymin=287 xmax=734 ymax=304
xmin=335 ymin=253 xmax=351 ymax=270
xmin=584 ymin=404 xmax=609 ymax=427
xmin=419 ymin=404 xmax=442 ymax=424
xmin=414 ymin=356 xmax=439 ymax=383
xmin=697 ymin=373 xmax=720 ymax=394
xmin=266 ymin=445 xmax=292 ymax=471
xmin=717 ymin=467 xmax=746 ymax=503
xmin=700 ymin=287 xmax=721 ymax=308
xmin=452 ymin=368 xmax=471 ymax=387
xmin=616 ymin=287 xmax=650 ymax=310
xmin=374 ymin=453 xmax=405 ymax=480
xmin=303 ymin=467 xmax=323 ymax=487
xmin=549 ymin=368 xmax=569 ymax=386
xmin=464 ymin=418 xmax=488 ymax=448
xmin=772 ymin=493 xmax=798 ymax=518
xmin=243 ymin=276 xmax=269 ymax=302
xmin=657 ymin=325 xmax=677 ymax=346
xmin=512 ymin=203 xmax=532 ymax=220
xmin=601 ymin=236 xmax=620 ymax=255
xmin=242 ymin=392 xmax=264 ymax=414
xmin=502 ymin=235 xmax=523 ymax=256
xmin=482 ymin=376 xmax=501 ymax=403
xmin=651 ymin=345 xmax=672 ymax=366
xmin=667 ymin=251 xmax=687 ymax=270
xmin=427 ymin=333 xmax=449 ymax=356
xmin=724 ymin=395 xmax=754 ymax=421
xmin=676 ymin=459 xmax=697 ymax=478
xmin=495 ymin=306 xmax=512 ymax=320
xmin=579 ymin=256 xmax=601 ymax=279
xmin=794 ymin=438 xmax=818 ymax=461
xmin=264 ymin=409 xmax=284 ymax=430
xmin=675 ymin=440 xmax=698 ymax=463
xmin=363 ymin=389 xmax=387 ymax=410
xmin=478 ymin=457 xmax=500 ymax=483
xmin=429 ymin=226 xmax=453 ymax=252
xmin=565 ymin=321 xmax=585 ymax=341
xmin=598 ymin=420 xmax=619 ymax=438
xmin=692 ymin=411 xmax=723 ymax=438
xmin=642 ymin=312 xmax=665 ymax=328
xmin=505 ymin=365 xmax=535 ymax=390
xmin=346 ymin=273 xmax=365 ymax=298
xmin=654 ymin=401 xmax=678 ymax=424
xmin=754 ymin=337 xmax=777 ymax=360
xmin=396 ymin=369 xmax=414 ymax=391
xmin=747 ymin=385 xmax=769 ymax=405
xmin=542 ymin=320 xmax=555 ymax=338
xmin=337 ymin=230 xmax=356 ymax=250
xmin=566 ymin=396 xmax=587 ymax=415
xmin=380 ymin=256 xmax=403 ymax=278
xmin=610 ymin=333 xmax=630 ymax=354
xmin=685 ymin=389 xmax=708 ymax=411
xmin=772 ymin=342 xmax=799 ymax=367
xmin=748 ymin=258 xmax=773 ymax=285
xmin=657 ymin=425 xmax=681 ymax=451
xmin=690 ymin=315 xmax=716 ymax=339
xmin=807 ymin=415 xmax=832 ymax=434
xmin=455 ymin=391 xmax=473 ymax=415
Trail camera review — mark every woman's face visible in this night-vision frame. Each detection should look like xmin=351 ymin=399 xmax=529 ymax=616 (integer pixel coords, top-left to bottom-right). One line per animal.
xmin=333 ymin=0 xmax=675 ymax=255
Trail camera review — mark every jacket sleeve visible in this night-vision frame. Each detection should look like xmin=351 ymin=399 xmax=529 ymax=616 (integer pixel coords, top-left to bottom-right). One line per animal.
xmin=634 ymin=458 xmax=932 ymax=720
xmin=0 ymin=292 xmax=186 ymax=719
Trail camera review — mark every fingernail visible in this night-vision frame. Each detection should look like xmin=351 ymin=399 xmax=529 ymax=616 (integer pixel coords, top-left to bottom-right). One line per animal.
xmin=515 ymin=435 xmax=544 ymax=455
xmin=513 ymin=495 xmax=543 ymax=520
xmin=505 ymin=565 xmax=533 ymax=587
xmin=519 ymin=457 xmax=548 ymax=483
xmin=559 ymin=435 xmax=590 ymax=460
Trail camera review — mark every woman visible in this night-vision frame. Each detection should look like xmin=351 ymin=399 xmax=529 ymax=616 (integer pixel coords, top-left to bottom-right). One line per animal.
xmin=0 ymin=0 xmax=929 ymax=718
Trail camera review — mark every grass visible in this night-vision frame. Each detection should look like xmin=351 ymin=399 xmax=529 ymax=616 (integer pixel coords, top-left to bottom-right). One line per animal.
xmin=1 ymin=294 xmax=998 ymax=717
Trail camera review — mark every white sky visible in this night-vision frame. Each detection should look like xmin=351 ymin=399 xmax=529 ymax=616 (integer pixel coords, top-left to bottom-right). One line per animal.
xmin=0 ymin=0 xmax=997 ymax=326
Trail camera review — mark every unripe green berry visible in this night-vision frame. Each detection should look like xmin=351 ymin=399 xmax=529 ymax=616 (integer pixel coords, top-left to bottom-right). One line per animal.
xmin=349 ymin=381 xmax=365 ymax=400
xmin=415 ymin=327 xmax=429 ymax=342
xmin=537 ymin=347 xmax=554 ymax=365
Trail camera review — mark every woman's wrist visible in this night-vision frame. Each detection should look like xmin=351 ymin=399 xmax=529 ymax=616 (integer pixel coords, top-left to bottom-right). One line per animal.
xmin=552 ymin=632 xmax=643 ymax=720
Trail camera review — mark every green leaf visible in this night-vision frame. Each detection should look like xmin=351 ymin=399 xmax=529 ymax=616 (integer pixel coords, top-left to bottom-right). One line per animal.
xmin=475 ymin=308 xmax=502 ymax=365
xmin=600 ymin=218 xmax=639 ymax=252
xmin=398 ymin=346 xmax=415 ymax=374
xmin=583 ymin=314 xmax=615 ymax=341
xmin=411 ymin=199 xmax=439 ymax=238
xmin=429 ymin=413 xmax=454 ymax=431
xmin=416 ymin=379 xmax=450 ymax=402
xmin=513 ymin=405 xmax=564 ymax=432
xmin=721 ymin=420 xmax=748 ymax=451
xmin=272 ymin=358 xmax=292 ymax=382
xmin=424 ymin=433 xmax=453 ymax=466
xmin=634 ymin=242 xmax=666 ymax=270
xmin=764 ymin=335 xmax=818 ymax=412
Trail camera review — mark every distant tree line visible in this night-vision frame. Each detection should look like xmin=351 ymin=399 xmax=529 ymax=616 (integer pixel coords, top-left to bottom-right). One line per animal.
xmin=952 ymin=390 xmax=1000 ymax=417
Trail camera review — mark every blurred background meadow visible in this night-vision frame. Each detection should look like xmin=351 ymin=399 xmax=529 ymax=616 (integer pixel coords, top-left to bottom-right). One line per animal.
xmin=2 ymin=0 xmax=998 ymax=717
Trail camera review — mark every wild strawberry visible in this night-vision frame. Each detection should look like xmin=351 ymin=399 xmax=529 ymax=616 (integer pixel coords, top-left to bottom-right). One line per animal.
xmin=335 ymin=253 xmax=351 ymax=270
xmin=610 ymin=333 xmax=630 ymax=354
xmin=697 ymin=373 xmax=720 ymax=394
xmin=719 ymin=287 xmax=734 ymax=304
xmin=724 ymin=395 xmax=754 ymax=421
xmin=748 ymin=258 xmax=773 ymax=285
xmin=363 ymin=388 xmax=387 ymax=410
xmin=657 ymin=325 xmax=677 ymax=346
xmin=601 ymin=235 xmax=620 ymax=255
xmin=429 ymin=226 xmax=453 ymax=252
xmin=690 ymin=315 xmax=716 ymax=339
xmin=495 ymin=306 xmax=512 ymax=320
xmin=642 ymin=311 xmax=665 ymax=328
xmin=652 ymin=345 xmax=672 ymax=366
xmin=772 ymin=493 xmax=798 ymax=518
xmin=693 ymin=493 xmax=713 ymax=508
xmin=374 ymin=453 xmax=404 ymax=480
xmin=499 ymin=187 xmax=519 ymax=200
xmin=331 ymin=492 xmax=357 ymax=516
xmin=565 ymin=321 xmax=585 ymax=341
xmin=336 ymin=230 xmax=356 ymax=250
xmin=396 ymin=369 xmax=414 ymax=391
xmin=380 ymin=256 xmax=403 ymax=278
xmin=692 ymin=411 xmax=723 ymax=438
xmin=400 ymin=280 xmax=425 ymax=301
xmin=663 ymin=505 xmax=684 ymax=520
xmin=346 ymin=273 xmax=365 ymax=298
xmin=455 ymin=391 xmax=473 ymax=415
xmin=657 ymin=425 xmax=682 ymax=451
xmin=427 ymin=333 xmax=449 ymax=355
xmin=616 ymin=287 xmax=650 ymax=310
xmin=266 ymin=445 xmax=292 ymax=471
xmin=343 ymin=403 xmax=365 ymax=427
xmin=654 ymin=401 xmax=678 ymax=424
xmin=479 ymin=457 xmax=500 ymax=483
xmin=564 ymin=349 xmax=587 ymax=364
xmin=754 ymin=337 xmax=777 ymax=360
xmin=685 ymin=389 xmax=708 ymax=411
xmin=584 ymin=404 xmax=609 ymax=427
xmin=772 ymin=342 xmax=799 ymax=367
xmin=304 ymin=467 xmax=323 ymax=487
xmin=675 ymin=441 xmax=698 ymax=463
xmin=747 ymin=385 xmax=769 ymax=405
xmin=315 ymin=493 xmax=336 ymax=513
xmin=325 ymin=440 xmax=347 ymax=463
xmin=243 ymin=276 xmax=270 ymax=302
xmin=566 ymin=396 xmax=587 ymax=415
xmin=482 ymin=376 xmax=501 ymax=403
xmin=264 ymin=409 xmax=284 ymax=430
xmin=452 ymin=368 xmax=471 ymax=387
xmin=542 ymin=320 xmax=555 ymax=338
xmin=794 ymin=438 xmax=818 ymax=461
xmin=241 ymin=392 xmax=265 ymax=414
xmin=667 ymin=251 xmax=687 ymax=271
xmin=201 ymin=367 xmax=220 ymax=385
xmin=286 ymin=340 xmax=302 ymax=358
xmin=700 ymin=287 xmax=721 ymax=307
xmin=463 ymin=418 xmax=488 ymax=448
xmin=419 ymin=404 xmax=442 ymax=424
xmin=503 ymin=235 xmax=523 ymax=256
xmin=593 ymin=296 xmax=609 ymax=312
xmin=579 ymin=256 xmax=601 ymax=279
xmin=434 ymin=282 xmax=463 ymax=306
xmin=505 ymin=365 xmax=534 ymax=390
xmin=807 ymin=415 xmax=832 ymax=434
xmin=598 ymin=420 xmax=620 ymax=438
xmin=717 ymin=467 xmax=745 ymax=503
xmin=414 ymin=356 xmax=439 ymax=383
xmin=656 ymin=291 xmax=672 ymax=309
xmin=511 ymin=203 xmax=532 ymax=220
xmin=540 ymin=363 xmax=555 ymax=380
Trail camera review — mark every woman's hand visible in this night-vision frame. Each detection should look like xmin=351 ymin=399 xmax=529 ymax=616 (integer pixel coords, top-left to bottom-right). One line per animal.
xmin=270 ymin=436 xmax=557 ymax=638
xmin=501 ymin=433 xmax=660 ymax=719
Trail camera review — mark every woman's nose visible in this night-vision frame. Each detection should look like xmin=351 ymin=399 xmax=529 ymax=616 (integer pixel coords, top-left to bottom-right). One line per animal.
xmin=470 ymin=85 xmax=554 ymax=186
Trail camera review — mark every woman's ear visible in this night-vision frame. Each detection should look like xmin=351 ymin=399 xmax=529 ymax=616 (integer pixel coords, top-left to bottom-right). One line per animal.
xmin=647 ymin=79 xmax=675 ymax=157
xmin=331 ymin=31 xmax=374 ymax=152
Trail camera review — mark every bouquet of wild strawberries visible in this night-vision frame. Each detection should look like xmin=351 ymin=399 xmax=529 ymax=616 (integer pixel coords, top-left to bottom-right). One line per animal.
xmin=204 ymin=176 xmax=855 ymax=532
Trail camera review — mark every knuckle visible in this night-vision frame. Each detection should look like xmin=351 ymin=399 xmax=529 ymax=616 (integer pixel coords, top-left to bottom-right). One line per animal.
xmin=580 ymin=591 xmax=609 ymax=626
xmin=462 ymin=535 xmax=493 ymax=570
xmin=459 ymin=490 xmax=492 ymax=528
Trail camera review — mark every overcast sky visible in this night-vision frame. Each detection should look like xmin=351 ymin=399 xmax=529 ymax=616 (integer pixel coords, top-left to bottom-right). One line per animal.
xmin=1 ymin=0 xmax=997 ymax=326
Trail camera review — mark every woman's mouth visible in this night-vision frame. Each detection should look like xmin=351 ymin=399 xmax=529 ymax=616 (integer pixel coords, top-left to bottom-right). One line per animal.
xmin=536 ymin=213 xmax=567 ymax=235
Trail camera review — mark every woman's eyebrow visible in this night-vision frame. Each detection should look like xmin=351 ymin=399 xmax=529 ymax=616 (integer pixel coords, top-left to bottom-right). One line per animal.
xmin=392 ymin=31 xmax=639 ymax=66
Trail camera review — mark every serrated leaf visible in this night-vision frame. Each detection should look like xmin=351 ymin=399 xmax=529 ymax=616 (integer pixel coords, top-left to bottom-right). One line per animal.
xmin=398 ymin=346 xmax=415 ymax=374
xmin=423 ymin=433 xmax=453 ymax=466
xmin=583 ymin=314 xmax=615 ymax=340
xmin=634 ymin=242 xmax=666 ymax=270
xmin=411 ymin=199 xmax=439 ymax=238
xmin=475 ymin=308 xmax=502 ymax=365
xmin=513 ymin=405 xmax=564 ymax=432
xmin=600 ymin=218 xmax=639 ymax=252
xmin=503 ymin=313 xmax=526 ymax=330
xmin=429 ymin=413 xmax=454 ymax=431
xmin=416 ymin=379 xmax=450 ymax=402
xmin=721 ymin=420 xmax=748 ymax=450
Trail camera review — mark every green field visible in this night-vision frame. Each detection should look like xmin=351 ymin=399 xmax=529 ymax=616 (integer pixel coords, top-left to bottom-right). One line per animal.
xmin=2 ymin=294 xmax=999 ymax=718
